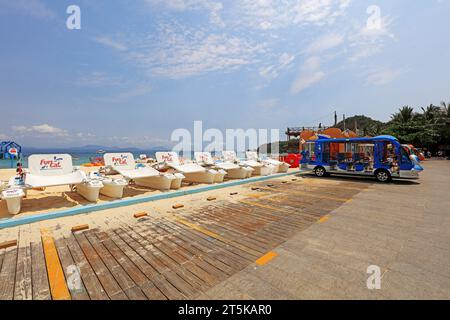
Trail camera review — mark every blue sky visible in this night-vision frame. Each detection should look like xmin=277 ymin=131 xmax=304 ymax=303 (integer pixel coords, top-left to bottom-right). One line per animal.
xmin=0 ymin=0 xmax=449 ymax=148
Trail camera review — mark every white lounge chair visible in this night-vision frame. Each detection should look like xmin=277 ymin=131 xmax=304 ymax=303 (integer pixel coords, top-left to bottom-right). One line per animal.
xmin=156 ymin=152 xmax=219 ymax=184
xmin=195 ymin=152 xmax=249 ymax=180
xmin=27 ymin=154 xmax=104 ymax=201
xmin=194 ymin=152 xmax=228 ymax=183
xmin=246 ymin=151 xmax=289 ymax=173
xmin=241 ymin=151 xmax=274 ymax=176
xmin=2 ymin=154 xmax=103 ymax=215
xmin=263 ymin=155 xmax=291 ymax=173
xmin=104 ymin=153 xmax=183 ymax=191
xmin=222 ymin=151 xmax=255 ymax=177
xmin=88 ymin=171 xmax=128 ymax=199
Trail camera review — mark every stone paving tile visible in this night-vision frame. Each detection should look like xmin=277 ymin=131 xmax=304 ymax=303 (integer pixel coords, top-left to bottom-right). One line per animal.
xmin=388 ymin=261 xmax=450 ymax=295
xmin=225 ymin=271 xmax=294 ymax=300
xmin=380 ymin=270 xmax=450 ymax=300
xmin=204 ymin=280 xmax=255 ymax=300
xmin=395 ymin=248 xmax=450 ymax=279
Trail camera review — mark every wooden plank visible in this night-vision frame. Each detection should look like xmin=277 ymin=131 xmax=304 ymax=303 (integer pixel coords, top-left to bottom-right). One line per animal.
xmin=54 ymin=237 xmax=90 ymax=300
xmin=134 ymin=212 xmax=148 ymax=219
xmin=64 ymin=234 xmax=109 ymax=300
xmin=124 ymin=286 xmax=147 ymax=300
xmin=116 ymin=226 xmax=205 ymax=295
xmin=0 ymin=240 xmax=17 ymax=250
xmin=0 ymin=247 xmax=18 ymax=300
xmin=161 ymin=221 xmax=251 ymax=268
xmin=95 ymin=231 xmax=167 ymax=300
xmin=142 ymin=221 xmax=231 ymax=279
xmin=73 ymin=232 xmax=128 ymax=300
xmin=193 ymin=208 xmax=281 ymax=248
xmin=40 ymin=229 xmax=71 ymax=300
xmin=178 ymin=215 xmax=267 ymax=256
xmin=31 ymin=242 xmax=51 ymax=300
xmin=14 ymin=226 xmax=32 ymax=300
xmin=131 ymin=224 xmax=220 ymax=287
xmin=174 ymin=216 xmax=263 ymax=258
xmin=114 ymin=228 xmax=199 ymax=298
xmin=84 ymin=230 xmax=140 ymax=296
xmin=162 ymin=219 xmax=252 ymax=265
xmin=71 ymin=225 xmax=89 ymax=233
xmin=100 ymin=230 xmax=184 ymax=300
xmin=258 ymin=187 xmax=349 ymax=202
xmin=153 ymin=223 xmax=237 ymax=276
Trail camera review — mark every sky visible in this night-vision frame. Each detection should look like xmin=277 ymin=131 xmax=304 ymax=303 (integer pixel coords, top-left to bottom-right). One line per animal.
xmin=0 ymin=0 xmax=449 ymax=148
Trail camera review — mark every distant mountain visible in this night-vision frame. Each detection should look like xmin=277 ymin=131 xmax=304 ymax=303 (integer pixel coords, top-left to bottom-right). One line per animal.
xmin=21 ymin=144 xmax=171 ymax=154
xmin=336 ymin=115 xmax=386 ymax=136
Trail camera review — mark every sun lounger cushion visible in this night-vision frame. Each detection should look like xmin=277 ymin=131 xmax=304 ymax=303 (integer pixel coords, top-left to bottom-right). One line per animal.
xmin=215 ymin=162 xmax=241 ymax=170
xmin=170 ymin=163 xmax=206 ymax=174
xmin=156 ymin=152 xmax=206 ymax=174
xmin=242 ymin=160 xmax=263 ymax=167
xmin=115 ymin=167 xmax=161 ymax=179
xmin=25 ymin=170 xmax=86 ymax=188
xmin=104 ymin=153 xmax=160 ymax=179
xmin=264 ymin=158 xmax=289 ymax=166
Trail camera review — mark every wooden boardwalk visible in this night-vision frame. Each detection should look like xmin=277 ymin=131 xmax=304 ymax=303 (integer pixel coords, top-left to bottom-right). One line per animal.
xmin=0 ymin=178 xmax=369 ymax=300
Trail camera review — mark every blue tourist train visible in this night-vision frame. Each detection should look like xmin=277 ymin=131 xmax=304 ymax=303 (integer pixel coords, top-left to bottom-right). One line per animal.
xmin=300 ymin=135 xmax=424 ymax=182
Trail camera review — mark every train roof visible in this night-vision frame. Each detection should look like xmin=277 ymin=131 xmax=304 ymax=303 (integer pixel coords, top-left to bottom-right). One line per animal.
xmin=306 ymin=135 xmax=399 ymax=144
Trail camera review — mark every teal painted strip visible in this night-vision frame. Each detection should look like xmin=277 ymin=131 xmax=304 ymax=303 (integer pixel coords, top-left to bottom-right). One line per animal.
xmin=0 ymin=171 xmax=299 ymax=229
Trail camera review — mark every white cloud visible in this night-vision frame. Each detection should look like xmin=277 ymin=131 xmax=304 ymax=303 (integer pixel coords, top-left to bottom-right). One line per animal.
xmin=291 ymin=56 xmax=325 ymax=94
xmin=77 ymin=72 xmax=123 ymax=87
xmin=366 ymin=68 xmax=402 ymax=86
xmin=93 ymin=36 xmax=128 ymax=52
xmin=0 ymin=133 xmax=9 ymax=140
xmin=76 ymin=132 xmax=96 ymax=141
xmin=12 ymin=124 xmax=68 ymax=137
xmin=235 ymin=0 xmax=352 ymax=30
xmin=259 ymin=52 xmax=295 ymax=81
xmin=126 ymin=24 xmax=265 ymax=79
xmin=91 ymin=0 xmax=356 ymax=85
xmin=348 ymin=16 xmax=394 ymax=62
xmin=94 ymin=84 xmax=152 ymax=103
xmin=145 ymin=0 xmax=225 ymax=27
xmin=0 ymin=0 xmax=56 ymax=19
xmin=305 ymin=33 xmax=345 ymax=55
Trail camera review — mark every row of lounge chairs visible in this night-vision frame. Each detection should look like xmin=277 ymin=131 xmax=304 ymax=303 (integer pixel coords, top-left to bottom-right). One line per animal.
xmin=0 ymin=151 xmax=290 ymax=215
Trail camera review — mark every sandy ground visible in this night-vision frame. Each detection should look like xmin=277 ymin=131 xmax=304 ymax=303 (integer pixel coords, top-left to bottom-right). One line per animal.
xmin=0 ymin=169 xmax=301 ymax=245
xmin=0 ymin=166 xmax=298 ymax=221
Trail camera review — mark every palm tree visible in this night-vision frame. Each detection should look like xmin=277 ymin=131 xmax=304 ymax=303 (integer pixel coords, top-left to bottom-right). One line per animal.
xmin=441 ymin=101 xmax=450 ymax=118
xmin=421 ymin=104 xmax=441 ymax=122
xmin=391 ymin=106 xmax=414 ymax=123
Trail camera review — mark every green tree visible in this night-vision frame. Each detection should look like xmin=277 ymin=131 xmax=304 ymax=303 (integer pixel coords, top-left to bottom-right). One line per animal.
xmin=384 ymin=106 xmax=440 ymax=147
xmin=441 ymin=101 xmax=450 ymax=117
xmin=420 ymin=104 xmax=442 ymax=123
xmin=391 ymin=106 xmax=414 ymax=124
